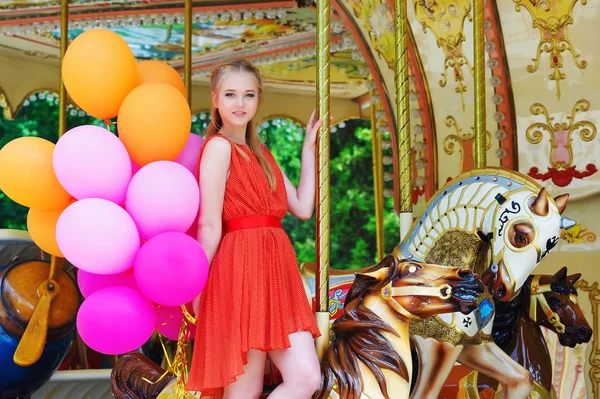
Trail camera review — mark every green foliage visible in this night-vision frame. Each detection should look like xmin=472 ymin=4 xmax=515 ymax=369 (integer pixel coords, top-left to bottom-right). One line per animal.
xmin=0 ymin=100 xmax=400 ymax=270
xmin=261 ymin=118 xmax=399 ymax=269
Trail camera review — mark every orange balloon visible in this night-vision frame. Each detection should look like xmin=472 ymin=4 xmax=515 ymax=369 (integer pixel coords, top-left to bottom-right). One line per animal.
xmin=137 ymin=61 xmax=186 ymax=98
xmin=0 ymin=137 xmax=72 ymax=210
xmin=27 ymin=206 xmax=66 ymax=257
xmin=62 ymin=29 xmax=138 ymax=120
xmin=118 ymin=83 xmax=191 ymax=166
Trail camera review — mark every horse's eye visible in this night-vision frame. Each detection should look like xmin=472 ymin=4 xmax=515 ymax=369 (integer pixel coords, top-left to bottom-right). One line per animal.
xmin=547 ymin=297 xmax=561 ymax=308
xmin=508 ymin=222 xmax=533 ymax=249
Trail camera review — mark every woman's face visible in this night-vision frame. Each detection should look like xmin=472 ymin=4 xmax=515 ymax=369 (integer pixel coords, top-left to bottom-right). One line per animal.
xmin=213 ymin=71 xmax=260 ymax=130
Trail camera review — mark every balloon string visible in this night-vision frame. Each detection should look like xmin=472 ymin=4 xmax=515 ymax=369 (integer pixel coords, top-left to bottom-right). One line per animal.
xmin=172 ymin=318 xmax=191 ymax=398
xmin=103 ymin=119 xmax=117 ymax=135
xmin=181 ymin=304 xmax=197 ymax=325
xmin=141 ymin=332 xmax=173 ymax=385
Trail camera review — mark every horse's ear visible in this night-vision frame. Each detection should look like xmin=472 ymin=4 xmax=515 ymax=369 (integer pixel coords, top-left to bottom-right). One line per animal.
xmin=530 ymin=188 xmax=549 ymax=216
xmin=551 ymin=266 xmax=568 ymax=284
xmin=356 ymin=267 xmax=389 ymax=282
xmin=554 ymin=193 xmax=569 ymax=215
xmin=567 ymin=273 xmax=582 ymax=285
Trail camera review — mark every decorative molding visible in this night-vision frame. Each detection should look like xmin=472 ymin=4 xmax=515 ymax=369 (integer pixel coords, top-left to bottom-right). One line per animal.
xmin=443 ymin=115 xmax=492 ymax=173
xmin=484 ymin=0 xmax=518 ymax=170
xmin=561 ymin=223 xmax=597 ymax=244
xmin=526 ymin=100 xmax=597 ymax=187
xmin=575 ymin=280 xmax=600 ymax=399
xmin=513 ymin=0 xmax=588 ymax=100
xmin=413 ymin=0 xmax=473 ymax=110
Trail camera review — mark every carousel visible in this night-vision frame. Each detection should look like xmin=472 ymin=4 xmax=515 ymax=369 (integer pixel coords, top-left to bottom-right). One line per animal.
xmin=0 ymin=0 xmax=599 ymax=398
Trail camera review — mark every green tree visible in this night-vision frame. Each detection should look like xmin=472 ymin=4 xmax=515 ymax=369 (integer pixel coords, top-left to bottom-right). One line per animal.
xmin=261 ymin=118 xmax=399 ymax=269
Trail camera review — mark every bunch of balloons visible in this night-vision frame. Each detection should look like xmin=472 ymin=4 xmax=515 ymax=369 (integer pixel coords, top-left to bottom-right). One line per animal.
xmin=0 ymin=29 xmax=207 ymax=355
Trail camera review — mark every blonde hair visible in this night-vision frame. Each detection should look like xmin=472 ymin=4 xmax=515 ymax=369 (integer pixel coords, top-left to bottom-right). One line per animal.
xmin=206 ymin=59 xmax=276 ymax=190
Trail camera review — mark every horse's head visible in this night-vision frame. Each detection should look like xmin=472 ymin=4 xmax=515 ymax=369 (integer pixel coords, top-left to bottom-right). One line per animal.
xmin=528 ymin=267 xmax=591 ymax=347
xmin=348 ymin=250 xmax=483 ymax=320
xmin=482 ymin=187 xmax=570 ymax=301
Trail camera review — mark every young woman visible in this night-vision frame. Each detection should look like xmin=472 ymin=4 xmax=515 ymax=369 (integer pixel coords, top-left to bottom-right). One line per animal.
xmin=187 ymin=59 xmax=323 ymax=399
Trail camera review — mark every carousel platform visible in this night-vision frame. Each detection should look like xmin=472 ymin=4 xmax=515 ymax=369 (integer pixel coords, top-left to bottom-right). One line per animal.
xmin=31 ymin=370 xmax=111 ymax=399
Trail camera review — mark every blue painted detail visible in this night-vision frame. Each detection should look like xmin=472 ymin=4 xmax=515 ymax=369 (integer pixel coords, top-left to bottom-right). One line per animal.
xmin=0 ymin=327 xmax=75 ymax=397
xmin=479 ymin=299 xmax=494 ymax=321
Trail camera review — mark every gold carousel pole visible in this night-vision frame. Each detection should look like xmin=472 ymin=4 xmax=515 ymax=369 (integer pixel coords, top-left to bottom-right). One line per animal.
xmin=59 ymin=0 xmax=90 ymax=369
xmin=315 ymin=0 xmax=331 ymax=360
xmin=58 ymin=0 xmax=69 ymax=136
xmin=473 ymin=0 xmax=486 ymax=168
xmin=184 ymin=0 xmax=192 ymax=105
xmin=370 ymin=91 xmax=385 ymax=261
xmin=396 ymin=0 xmax=412 ymax=241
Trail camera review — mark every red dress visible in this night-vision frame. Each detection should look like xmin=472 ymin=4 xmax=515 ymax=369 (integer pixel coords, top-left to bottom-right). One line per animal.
xmin=187 ymin=134 xmax=320 ymax=396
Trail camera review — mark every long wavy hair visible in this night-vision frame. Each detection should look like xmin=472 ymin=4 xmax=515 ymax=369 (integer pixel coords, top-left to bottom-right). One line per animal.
xmin=206 ymin=59 xmax=276 ymax=190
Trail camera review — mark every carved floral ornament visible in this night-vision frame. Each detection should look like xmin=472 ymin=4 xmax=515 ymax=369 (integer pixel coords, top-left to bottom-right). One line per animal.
xmin=513 ymin=0 xmax=588 ymax=100
xmin=526 ymin=100 xmax=597 ymax=187
xmin=414 ymin=0 xmax=473 ymax=110
xmin=443 ymin=115 xmax=492 ymax=173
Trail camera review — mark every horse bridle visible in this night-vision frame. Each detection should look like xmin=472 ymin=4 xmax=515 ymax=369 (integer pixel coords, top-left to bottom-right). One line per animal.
xmin=380 ymin=282 xmax=452 ymax=321
xmin=529 ymin=275 xmax=570 ymax=334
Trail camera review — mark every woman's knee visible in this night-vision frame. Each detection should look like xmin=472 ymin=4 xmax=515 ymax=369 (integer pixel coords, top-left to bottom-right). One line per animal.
xmin=283 ymin=363 xmax=322 ymax=394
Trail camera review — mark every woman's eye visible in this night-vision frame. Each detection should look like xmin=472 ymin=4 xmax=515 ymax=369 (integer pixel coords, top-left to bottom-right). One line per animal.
xmin=225 ymin=93 xmax=235 ymax=97
xmin=246 ymin=94 xmax=255 ymax=98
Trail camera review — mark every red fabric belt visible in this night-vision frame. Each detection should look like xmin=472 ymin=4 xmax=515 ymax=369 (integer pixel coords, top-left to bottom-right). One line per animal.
xmin=223 ymin=215 xmax=282 ymax=233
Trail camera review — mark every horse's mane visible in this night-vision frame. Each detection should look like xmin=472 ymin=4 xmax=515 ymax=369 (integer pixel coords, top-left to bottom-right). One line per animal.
xmin=492 ymin=276 xmax=530 ymax=350
xmin=314 ymin=254 xmax=409 ymax=399
xmin=111 ymin=352 xmax=175 ymax=399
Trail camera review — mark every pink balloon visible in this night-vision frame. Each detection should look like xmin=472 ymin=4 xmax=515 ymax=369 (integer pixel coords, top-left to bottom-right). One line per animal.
xmin=131 ymin=159 xmax=141 ymax=175
xmin=56 ymin=198 xmax=140 ymax=274
xmin=126 ymin=161 xmax=199 ymax=240
xmin=156 ymin=303 xmax=197 ymax=341
xmin=78 ymin=268 xmax=138 ymax=298
xmin=134 ymin=232 xmax=208 ymax=306
xmin=174 ymin=133 xmax=204 ymax=180
xmin=77 ymin=286 xmax=156 ymax=355
xmin=53 ymin=125 xmax=132 ymax=204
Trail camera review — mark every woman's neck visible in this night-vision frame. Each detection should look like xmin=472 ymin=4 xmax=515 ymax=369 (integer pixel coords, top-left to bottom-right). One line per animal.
xmin=219 ymin=123 xmax=247 ymax=145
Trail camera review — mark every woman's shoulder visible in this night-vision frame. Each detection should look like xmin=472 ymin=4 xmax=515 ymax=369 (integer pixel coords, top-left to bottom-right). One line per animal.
xmin=201 ymin=135 xmax=232 ymax=159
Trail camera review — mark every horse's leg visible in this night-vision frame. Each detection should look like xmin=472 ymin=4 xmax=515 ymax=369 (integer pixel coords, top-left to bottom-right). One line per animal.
xmin=409 ymin=336 xmax=463 ymax=399
xmin=457 ymin=342 xmax=533 ymax=399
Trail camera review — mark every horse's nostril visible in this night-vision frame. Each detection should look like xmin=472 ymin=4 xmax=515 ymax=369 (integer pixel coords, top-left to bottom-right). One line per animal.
xmin=458 ymin=269 xmax=473 ymax=279
xmin=578 ymin=327 xmax=592 ymax=341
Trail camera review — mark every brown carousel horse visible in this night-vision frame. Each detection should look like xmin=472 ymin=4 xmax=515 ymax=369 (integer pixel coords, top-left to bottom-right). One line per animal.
xmin=110 ymin=248 xmax=483 ymax=399
xmin=314 ymin=248 xmax=483 ymax=399
xmin=459 ymin=267 xmax=592 ymax=399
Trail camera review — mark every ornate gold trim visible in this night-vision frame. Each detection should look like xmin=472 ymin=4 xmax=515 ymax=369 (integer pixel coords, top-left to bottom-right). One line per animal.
xmin=443 ymin=115 xmax=492 ymax=172
xmin=561 ymin=223 xmax=597 ymax=244
xmin=414 ymin=0 xmax=473 ymax=110
xmin=575 ymin=280 xmax=600 ymax=399
xmin=525 ymin=100 xmax=596 ymax=169
xmin=513 ymin=0 xmax=588 ymax=100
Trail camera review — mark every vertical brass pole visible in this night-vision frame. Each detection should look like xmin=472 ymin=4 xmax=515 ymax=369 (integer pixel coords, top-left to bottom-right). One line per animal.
xmin=473 ymin=0 xmax=486 ymax=168
xmin=58 ymin=0 xmax=69 ymax=137
xmin=59 ymin=0 xmax=89 ymax=369
xmin=396 ymin=0 xmax=412 ymax=241
xmin=315 ymin=0 xmax=331 ymax=360
xmin=371 ymin=92 xmax=385 ymax=261
xmin=184 ymin=0 xmax=192 ymax=105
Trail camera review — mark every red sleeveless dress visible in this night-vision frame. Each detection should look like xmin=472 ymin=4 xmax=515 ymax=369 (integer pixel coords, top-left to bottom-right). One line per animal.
xmin=187 ymin=134 xmax=320 ymax=397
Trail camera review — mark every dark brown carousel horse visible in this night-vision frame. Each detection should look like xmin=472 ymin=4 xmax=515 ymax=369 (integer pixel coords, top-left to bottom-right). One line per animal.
xmin=464 ymin=267 xmax=591 ymax=398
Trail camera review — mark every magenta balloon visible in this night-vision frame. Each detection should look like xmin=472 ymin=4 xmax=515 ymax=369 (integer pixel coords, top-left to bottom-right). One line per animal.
xmin=174 ymin=133 xmax=204 ymax=180
xmin=156 ymin=303 xmax=197 ymax=341
xmin=56 ymin=198 xmax=140 ymax=274
xmin=134 ymin=232 xmax=208 ymax=306
xmin=77 ymin=268 xmax=138 ymax=298
xmin=126 ymin=161 xmax=200 ymax=239
xmin=77 ymin=286 xmax=156 ymax=355
xmin=53 ymin=125 xmax=132 ymax=203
